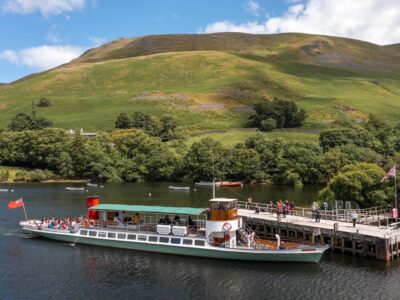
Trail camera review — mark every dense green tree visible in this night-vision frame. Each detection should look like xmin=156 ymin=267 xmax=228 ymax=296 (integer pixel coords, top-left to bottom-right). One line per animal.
xmin=115 ymin=113 xmax=132 ymax=129
xmin=227 ymin=144 xmax=264 ymax=181
xmin=131 ymin=112 xmax=159 ymax=136
xmin=112 ymin=129 xmax=176 ymax=181
xmin=250 ymin=98 xmax=306 ymax=130
xmin=36 ymin=97 xmax=51 ymax=108
xmin=182 ymin=138 xmax=228 ymax=181
xmin=319 ymin=127 xmax=378 ymax=152
xmin=321 ymin=163 xmax=388 ymax=207
xmin=7 ymin=113 xmax=53 ymax=131
xmin=159 ymin=114 xmax=182 ymax=141
xmin=260 ymin=118 xmax=276 ymax=132
xmin=7 ymin=113 xmax=33 ymax=131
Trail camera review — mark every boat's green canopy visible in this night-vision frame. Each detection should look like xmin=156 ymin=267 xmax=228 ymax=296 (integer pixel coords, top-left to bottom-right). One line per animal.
xmin=89 ymin=204 xmax=206 ymax=215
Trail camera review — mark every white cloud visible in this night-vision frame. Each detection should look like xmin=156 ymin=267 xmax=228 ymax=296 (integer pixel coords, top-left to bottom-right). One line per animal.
xmin=202 ymin=0 xmax=400 ymax=45
xmin=245 ymin=1 xmax=260 ymax=16
xmin=1 ymin=0 xmax=86 ymax=16
xmin=0 ymin=45 xmax=85 ymax=70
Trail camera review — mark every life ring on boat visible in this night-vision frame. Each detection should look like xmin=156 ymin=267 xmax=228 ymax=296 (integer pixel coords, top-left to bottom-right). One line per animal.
xmin=83 ymin=219 xmax=89 ymax=227
xmin=223 ymin=222 xmax=232 ymax=231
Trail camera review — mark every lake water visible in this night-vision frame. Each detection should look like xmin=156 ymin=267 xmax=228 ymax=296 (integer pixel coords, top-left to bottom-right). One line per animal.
xmin=1 ymin=183 xmax=400 ymax=299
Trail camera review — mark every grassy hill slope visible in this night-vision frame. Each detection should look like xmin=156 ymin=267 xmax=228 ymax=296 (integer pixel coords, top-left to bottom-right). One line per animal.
xmin=1 ymin=33 xmax=400 ymax=139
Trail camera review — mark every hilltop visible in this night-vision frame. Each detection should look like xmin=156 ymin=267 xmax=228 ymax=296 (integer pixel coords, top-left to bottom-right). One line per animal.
xmin=1 ymin=32 xmax=400 ymax=142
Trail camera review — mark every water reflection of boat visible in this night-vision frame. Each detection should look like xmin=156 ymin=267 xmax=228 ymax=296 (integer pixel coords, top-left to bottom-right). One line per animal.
xmin=169 ymin=186 xmax=190 ymax=191
xmin=20 ymin=197 xmax=329 ymax=262
xmin=221 ymin=182 xmax=243 ymax=187
xmin=195 ymin=182 xmax=222 ymax=187
xmin=65 ymin=187 xmax=85 ymax=191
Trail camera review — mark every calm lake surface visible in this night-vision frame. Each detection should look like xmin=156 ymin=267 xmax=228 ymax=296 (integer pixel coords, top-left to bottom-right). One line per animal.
xmin=1 ymin=183 xmax=400 ymax=299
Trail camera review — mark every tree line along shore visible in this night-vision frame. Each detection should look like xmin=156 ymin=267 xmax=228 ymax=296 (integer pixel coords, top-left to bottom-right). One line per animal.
xmin=1 ymin=111 xmax=400 ymax=208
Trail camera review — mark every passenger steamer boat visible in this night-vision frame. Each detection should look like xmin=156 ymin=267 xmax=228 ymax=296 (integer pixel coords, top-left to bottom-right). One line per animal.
xmin=20 ymin=197 xmax=329 ymax=262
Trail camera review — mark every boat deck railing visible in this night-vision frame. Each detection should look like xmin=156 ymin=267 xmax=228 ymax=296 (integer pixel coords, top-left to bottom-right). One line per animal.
xmin=85 ymin=219 xmax=207 ymax=238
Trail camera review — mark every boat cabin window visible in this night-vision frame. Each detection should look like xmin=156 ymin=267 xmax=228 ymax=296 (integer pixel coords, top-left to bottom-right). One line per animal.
xmin=195 ymin=240 xmax=205 ymax=247
xmin=138 ymin=235 xmax=147 ymax=241
xmin=148 ymin=236 xmax=158 ymax=242
xmin=80 ymin=230 xmax=88 ymax=236
xmin=107 ymin=232 xmax=116 ymax=238
xmin=171 ymin=238 xmax=181 ymax=245
xmin=127 ymin=234 xmax=136 ymax=240
xmin=88 ymin=231 xmax=97 ymax=237
xmin=98 ymin=232 xmax=106 ymax=238
xmin=210 ymin=201 xmax=236 ymax=210
xmin=159 ymin=237 xmax=169 ymax=243
xmin=182 ymin=239 xmax=192 ymax=245
xmin=117 ymin=233 xmax=126 ymax=239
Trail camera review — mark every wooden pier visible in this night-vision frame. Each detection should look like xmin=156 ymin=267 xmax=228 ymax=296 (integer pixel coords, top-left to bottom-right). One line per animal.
xmin=237 ymin=203 xmax=400 ymax=261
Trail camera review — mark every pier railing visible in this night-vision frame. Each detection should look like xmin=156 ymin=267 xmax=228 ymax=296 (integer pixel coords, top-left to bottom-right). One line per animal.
xmin=237 ymin=201 xmax=392 ymax=225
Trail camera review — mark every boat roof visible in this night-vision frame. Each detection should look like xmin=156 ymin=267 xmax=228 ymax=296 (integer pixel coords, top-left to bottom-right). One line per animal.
xmin=209 ymin=198 xmax=237 ymax=202
xmin=88 ymin=204 xmax=206 ymax=215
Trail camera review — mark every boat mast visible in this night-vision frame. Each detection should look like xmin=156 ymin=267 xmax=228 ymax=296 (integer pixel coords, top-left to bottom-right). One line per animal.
xmin=212 ymin=151 xmax=216 ymax=199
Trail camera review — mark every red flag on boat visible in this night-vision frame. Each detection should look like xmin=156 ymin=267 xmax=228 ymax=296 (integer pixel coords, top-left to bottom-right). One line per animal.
xmin=381 ymin=166 xmax=396 ymax=182
xmin=8 ymin=198 xmax=24 ymax=209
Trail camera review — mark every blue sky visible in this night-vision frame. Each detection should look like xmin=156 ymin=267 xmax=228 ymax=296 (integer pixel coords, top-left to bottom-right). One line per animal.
xmin=1 ymin=0 xmax=399 ymax=82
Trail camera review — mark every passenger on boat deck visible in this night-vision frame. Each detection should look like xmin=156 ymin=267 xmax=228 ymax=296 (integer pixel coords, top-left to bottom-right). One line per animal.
xmin=134 ymin=213 xmax=141 ymax=223
xmin=114 ymin=212 xmax=123 ymax=223
xmin=164 ymin=215 xmax=172 ymax=224
xmin=173 ymin=215 xmax=180 ymax=225
xmin=122 ymin=211 xmax=132 ymax=222
xmin=186 ymin=215 xmax=194 ymax=227
xmin=290 ymin=201 xmax=296 ymax=212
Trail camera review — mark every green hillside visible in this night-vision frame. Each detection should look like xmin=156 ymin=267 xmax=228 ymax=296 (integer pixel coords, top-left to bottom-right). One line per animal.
xmin=1 ymin=32 xmax=400 ymax=141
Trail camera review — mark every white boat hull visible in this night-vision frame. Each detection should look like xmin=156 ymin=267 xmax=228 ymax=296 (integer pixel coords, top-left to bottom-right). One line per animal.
xmin=20 ymin=222 xmax=328 ymax=263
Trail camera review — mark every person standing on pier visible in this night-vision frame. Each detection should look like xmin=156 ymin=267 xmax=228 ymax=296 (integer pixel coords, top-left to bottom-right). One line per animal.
xmin=315 ymin=206 xmax=321 ymax=222
xmin=351 ymin=211 xmax=358 ymax=227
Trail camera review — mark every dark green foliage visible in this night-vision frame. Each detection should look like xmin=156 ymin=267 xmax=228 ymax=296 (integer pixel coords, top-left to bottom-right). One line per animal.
xmin=182 ymin=138 xmax=228 ymax=181
xmin=7 ymin=113 xmax=53 ymax=131
xmin=260 ymin=118 xmax=276 ymax=132
xmin=115 ymin=113 xmax=132 ymax=129
xmin=250 ymin=98 xmax=306 ymax=130
xmin=319 ymin=127 xmax=377 ymax=152
xmin=115 ymin=112 xmax=180 ymax=140
xmin=0 ymin=169 xmax=9 ymax=182
xmin=112 ymin=129 xmax=176 ymax=181
xmin=320 ymin=163 xmax=388 ymax=207
xmin=36 ymin=97 xmax=51 ymax=108
xmin=7 ymin=113 xmax=34 ymax=131
xmin=227 ymin=144 xmax=264 ymax=181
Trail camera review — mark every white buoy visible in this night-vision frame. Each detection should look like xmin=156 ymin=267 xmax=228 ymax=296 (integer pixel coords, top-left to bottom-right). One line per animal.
xmin=11 ymin=189 xmax=14 ymax=192
xmin=148 ymin=192 xmax=152 ymax=198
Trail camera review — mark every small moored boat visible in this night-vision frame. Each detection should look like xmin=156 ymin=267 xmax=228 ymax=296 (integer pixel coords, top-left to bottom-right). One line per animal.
xmin=65 ymin=187 xmax=85 ymax=191
xmin=19 ymin=197 xmax=329 ymax=262
xmin=169 ymin=186 xmax=190 ymax=191
xmin=0 ymin=188 xmax=9 ymax=192
xmin=195 ymin=182 xmax=222 ymax=187
xmin=86 ymin=183 xmax=98 ymax=187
